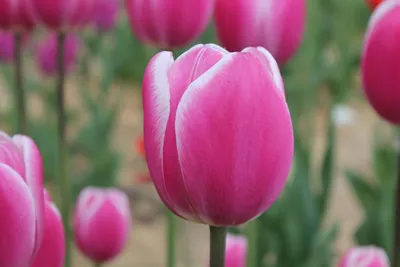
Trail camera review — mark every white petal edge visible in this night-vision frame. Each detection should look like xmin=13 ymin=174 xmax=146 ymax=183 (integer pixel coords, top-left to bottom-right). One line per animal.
xmin=366 ymin=0 xmax=400 ymax=36
xmin=243 ymin=47 xmax=284 ymax=94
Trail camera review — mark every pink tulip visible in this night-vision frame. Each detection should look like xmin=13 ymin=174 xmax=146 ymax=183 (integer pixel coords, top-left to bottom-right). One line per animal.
xmin=0 ymin=0 xmax=36 ymax=31
xmin=31 ymin=190 xmax=65 ymax=267
xmin=143 ymin=44 xmax=293 ymax=226
xmin=92 ymin=0 xmax=119 ymax=32
xmin=35 ymin=33 xmax=81 ymax=76
xmin=74 ymin=187 xmax=132 ymax=264
xmin=30 ymin=0 xmax=94 ymax=30
xmin=338 ymin=246 xmax=390 ymax=267
xmin=361 ymin=0 xmax=400 ymax=125
xmin=0 ymin=131 xmax=44 ymax=267
xmin=214 ymin=0 xmax=306 ymax=65
xmin=126 ymin=0 xmax=214 ymax=49
xmin=224 ymin=234 xmax=247 ymax=267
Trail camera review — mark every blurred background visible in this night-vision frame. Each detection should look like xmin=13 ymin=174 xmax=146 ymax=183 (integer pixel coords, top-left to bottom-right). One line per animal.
xmin=0 ymin=0 xmax=398 ymax=266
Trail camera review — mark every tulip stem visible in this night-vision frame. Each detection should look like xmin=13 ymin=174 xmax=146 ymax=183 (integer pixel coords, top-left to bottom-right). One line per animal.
xmin=247 ymin=219 xmax=259 ymax=267
xmin=209 ymin=226 xmax=227 ymax=267
xmin=167 ymin=209 xmax=176 ymax=267
xmin=14 ymin=32 xmax=26 ymax=134
xmin=394 ymin=129 xmax=400 ymax=267
xmin=56 ymin=31 xmax=71 ymax=267
xmin=94 ymin=263 xmax=101 ymax=267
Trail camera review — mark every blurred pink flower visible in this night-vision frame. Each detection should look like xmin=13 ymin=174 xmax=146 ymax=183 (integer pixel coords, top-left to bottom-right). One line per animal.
xmin=126 ymin=0 xmax=214 ymax=49
xmin=224 ymin=234 xmax=247 ymax=267
xmin=93 ymin=0 xmax=119 ymax=31
xmin=214 ymin=0 xmax=306 ymax=65
xmin=30 ymin=0 xmax=95 ymax=30
xmin=0 ymin=0 xmax=36 ymax=31
xmin=338 ymin=246 xmax=390 ymax=267
xmin=74 ymin=187 xmax=132 ymax=264
xmin=361 ymin=0 xmax=400 ymax=125
xmin=35 ymin=33 xmax=81 ymax=76
xmin=0 ymin=32 xmax=15 ymax=63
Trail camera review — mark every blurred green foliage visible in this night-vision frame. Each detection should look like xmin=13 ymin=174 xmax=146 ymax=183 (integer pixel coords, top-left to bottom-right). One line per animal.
xmin=346 ymin=132 xmax=398 ymax=260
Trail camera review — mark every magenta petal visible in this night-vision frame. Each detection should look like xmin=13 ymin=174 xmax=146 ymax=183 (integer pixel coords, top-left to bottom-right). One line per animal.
xmin=12 ymin=135 xmax=45 ymax=256
xmin=175 ymin=53 xmax=294 ymax=225
xmin=225 ymin=234 xmax=248 ymax=267
xmin=30 ymin=201 xmax=65 ymax=267
xmin=0 ymin=163 xmax=36 ymax=267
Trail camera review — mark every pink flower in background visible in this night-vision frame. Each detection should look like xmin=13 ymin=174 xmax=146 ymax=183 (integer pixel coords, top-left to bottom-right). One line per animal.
xmin=30 ymin=190 xmax=65 ymax=267
xmin=143 ymin=44 xmax=293 ymax=226
xmin=0 ymin=32 xmax=15 ymax=62
xmin=0 ymin=131 xmax=44 ymax=267
xmin=361 ymin=0 xmax=400 ymax=125
xmin=338 ymin=246 xmax=390 ymax=267
xmin=0 ymin=0 xmax=36 ymax=31
xmin=30 ymin=0 xmax=94 ymax=30
xmin=93 ymin=0 xmax=119 ymax=32
xmin=126 ymin=0 xmax=215 ymax=49
xmin=35 ymin=33 xmax=81 ymax=76
xmin=214 ymin=0 xmax=306 ymax=65
xmin=73 ymin=187 xmax=132 ymax=264
xmin=224 ymin=234 xmax=247 ymax=267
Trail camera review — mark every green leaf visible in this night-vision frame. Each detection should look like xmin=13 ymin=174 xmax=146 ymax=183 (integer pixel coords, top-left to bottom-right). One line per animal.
xmin=345 ymin=170 xmax=378 ymax=211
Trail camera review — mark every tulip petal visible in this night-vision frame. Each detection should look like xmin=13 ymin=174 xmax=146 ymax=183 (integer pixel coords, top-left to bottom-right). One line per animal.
xmin=175 ymin=52 xmax=294 ymax=225
xmin=12 ymin=135 xmax=45 ymax=256
xmin=30 ymin=201 xmax=65 ymax=267
xmin=242 ymin=47 xmax=285 ymax=96
xmin=0 ymin=163 xmax=36 ymax=266
xmin=0 ymin=131 xmax=25 ymax=177
xmin=161 ymin=44 xmax=227 ymax=221
xmin=142 ymin=51 xmax=176 ymax=211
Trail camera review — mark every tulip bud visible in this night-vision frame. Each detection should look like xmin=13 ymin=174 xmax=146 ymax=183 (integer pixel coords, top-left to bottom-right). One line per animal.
xmin=338 ymin=246 xmax=390 ymax=267
xmin=214 ymin=0 xmax=306 ymax=65
xmin=35 ymin=33 xmax=81 ymax=76
xmin=143 ymin=44 xmax=293 ymax=226
xmin=0 ymin=0 xmax=36 ymax=31
xmin=224 ymin=234 xmax=247 ymax=267
xmin=366 ymin=0 xmax=384 ymax=10
xmin=361 ymin=0 xmax=400 ymax=125
xmin=125 ymin=0 xmax=214 ymax=49
xmin=74 ymin=187 xmax=132 ymax=264
xmin=0 ymin=131 xmax=44 ymax=267
xmin=0 ymin=32 xmax=15 ymax=63
xmin=92 ymin=0 xmax=119 ymax=32
xmin=30 ymin=0 xmax=94 ymax=30
xmin=30 ymin=190 xmax=65 ymax=267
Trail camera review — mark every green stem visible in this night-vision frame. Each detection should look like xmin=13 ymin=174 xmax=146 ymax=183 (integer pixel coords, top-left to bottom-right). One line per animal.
xmin=167 ymin=209 xmax=176 ymax=267
xmin=247 ymin=220 xmax=259 ymax=267
xmin=94 ymin=263 xmax=101 ymax=267
xmin=56 ymin=32 xmax=71 ymax=267
xmin=14 ymin=32 xmax=26 ymax=133
xmin=209 ymin=226 xmax=227 ymax=267
xmin=394 ymin=128 xmax=400 ymax=267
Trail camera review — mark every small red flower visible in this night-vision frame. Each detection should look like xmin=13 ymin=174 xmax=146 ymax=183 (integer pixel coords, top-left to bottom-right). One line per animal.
xmin=135 ymin=136 xmax=145 ymax=158
xmin=366 ymin=0 xmax=384 ymax=10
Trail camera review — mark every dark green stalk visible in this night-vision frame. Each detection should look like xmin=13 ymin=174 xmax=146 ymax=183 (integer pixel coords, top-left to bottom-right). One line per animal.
xmin=56 ymin=32 xmax=71 ymax=267
xmin=247 ymin=220 xmax=259 ymax=267
xmin=394 ymin=129 xmax=400 ymax=267
xmin=167 ymin=210 xmax=176 ymax=267
xmin=209 ymin=226 xmax=227 ymax=267
xmin=14 ymin=32 xmax=26 ymax=133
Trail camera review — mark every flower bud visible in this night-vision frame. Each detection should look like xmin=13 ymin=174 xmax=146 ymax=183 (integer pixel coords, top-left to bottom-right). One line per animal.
xmin=74 ymin=187 xmax=132 ymax=263
xmin=338 ymin=246 xmax=390 ymax=267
